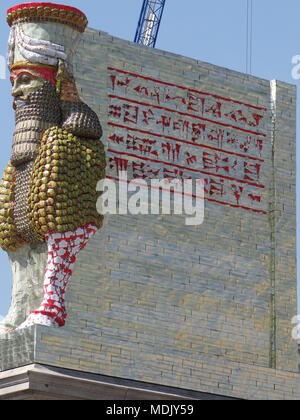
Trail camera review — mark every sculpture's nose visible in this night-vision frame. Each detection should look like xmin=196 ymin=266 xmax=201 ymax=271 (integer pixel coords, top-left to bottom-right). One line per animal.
xmin=12 ymin=84 xmax=23 ymax=98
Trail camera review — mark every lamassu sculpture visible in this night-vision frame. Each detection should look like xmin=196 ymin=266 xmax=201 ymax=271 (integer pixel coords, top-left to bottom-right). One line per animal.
xmin=0 ymin=3 xmax=106 ymax=331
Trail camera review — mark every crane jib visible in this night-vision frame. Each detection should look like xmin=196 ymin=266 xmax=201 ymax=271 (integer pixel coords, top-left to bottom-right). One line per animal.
xmin=134 ymin=0 xmax=167 ymax=48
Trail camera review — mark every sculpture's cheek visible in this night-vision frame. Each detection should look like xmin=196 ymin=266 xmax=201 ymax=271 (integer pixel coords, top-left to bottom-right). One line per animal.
xmin=14 ymin=79 xmax=45 ymax=101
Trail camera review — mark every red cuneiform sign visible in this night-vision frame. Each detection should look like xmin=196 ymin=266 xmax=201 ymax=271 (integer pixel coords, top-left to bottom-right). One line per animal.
xmin=107 ymin=68 xmax=268 ymax=215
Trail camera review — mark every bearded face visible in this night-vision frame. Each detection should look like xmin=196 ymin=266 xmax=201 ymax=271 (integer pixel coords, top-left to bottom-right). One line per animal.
xmin=11 ymin=69 xmax=45 ymax=107
xmin=10 ymin=68 xmax=61 ymax=166
xmin=9 ymin=66 xmax=102 ymax=167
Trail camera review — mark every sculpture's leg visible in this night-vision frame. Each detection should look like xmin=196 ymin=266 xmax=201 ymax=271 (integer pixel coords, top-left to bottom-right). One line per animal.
xmin=17 ymin=224 xmax=97 ymax=329
xmin=0 ymin=243 xmax=48 ymax=334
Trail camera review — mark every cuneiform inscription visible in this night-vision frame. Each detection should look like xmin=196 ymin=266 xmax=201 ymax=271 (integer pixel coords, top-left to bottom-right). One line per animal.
xmin=108 ymin=154 xmax=264 ymax=213
xmin=108 ymin=124 xmax=263 ymax=187
xmin=109 ymin=97 xmax=265 ymax=160
xmin=108 ymin=68 xmax=267 ymax=133
xmin=107 ymin=68 xmax=268 ymax=215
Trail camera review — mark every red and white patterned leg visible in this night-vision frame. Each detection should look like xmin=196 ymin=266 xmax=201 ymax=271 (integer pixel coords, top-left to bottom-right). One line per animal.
xmin=17 ymin=224 xmax=97 ymax=330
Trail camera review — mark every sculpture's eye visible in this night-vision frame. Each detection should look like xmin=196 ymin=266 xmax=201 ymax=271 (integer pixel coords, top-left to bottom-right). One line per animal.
xmin=19 ymin=74 xmax=32 ymax=84
xmin=10 ymin=78 xmax=14 ymax=87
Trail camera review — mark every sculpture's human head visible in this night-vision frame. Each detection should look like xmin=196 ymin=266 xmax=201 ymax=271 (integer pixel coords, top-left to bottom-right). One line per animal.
xmin=6 ymin=3 xmax=101 ymax=165
xmin=10 ymin=67 xmax=45 ymax=106
xmin=7 ymin=3 xmax=88 ymax=90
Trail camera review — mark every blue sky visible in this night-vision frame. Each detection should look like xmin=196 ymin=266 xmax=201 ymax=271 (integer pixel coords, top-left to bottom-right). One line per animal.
xmin=0 ymin=0 xmax=299 ymax=315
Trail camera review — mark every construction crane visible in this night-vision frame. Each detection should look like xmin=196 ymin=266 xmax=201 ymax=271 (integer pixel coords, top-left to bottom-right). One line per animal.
xmin=134 ymin=0 xmax=166 ymax=48
xmin=246 ymin=0 xmax=253 ymax=74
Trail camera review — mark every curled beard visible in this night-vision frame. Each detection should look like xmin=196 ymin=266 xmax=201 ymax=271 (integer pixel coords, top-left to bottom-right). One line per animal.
xmin=12 ymin=82 xmax=61 ymax=167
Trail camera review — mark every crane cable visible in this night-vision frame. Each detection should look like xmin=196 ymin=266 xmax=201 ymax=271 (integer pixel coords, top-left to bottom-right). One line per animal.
xmin=246 ymin=0 xmax=253 ymax=74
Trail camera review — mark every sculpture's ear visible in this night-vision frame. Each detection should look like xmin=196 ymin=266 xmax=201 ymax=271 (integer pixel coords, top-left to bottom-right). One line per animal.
xmin=56 ymin=59 xmax=80 ymax=102
xmin=61 ymin=100 xmax=103 ymax=140
xmin=56 ymin=60 xmax=102 ymax=139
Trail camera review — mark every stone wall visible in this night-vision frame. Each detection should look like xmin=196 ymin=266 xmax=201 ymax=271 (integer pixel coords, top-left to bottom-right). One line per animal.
xmin=2 ymin=327 xmax=300 ymax=400
xmin=72 ymin=28 xmax=297 ymax=373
